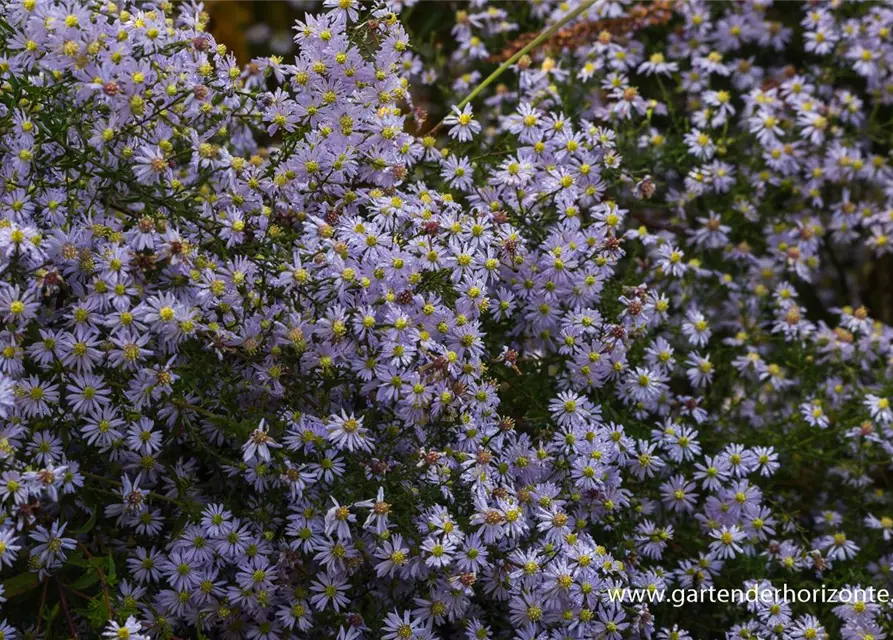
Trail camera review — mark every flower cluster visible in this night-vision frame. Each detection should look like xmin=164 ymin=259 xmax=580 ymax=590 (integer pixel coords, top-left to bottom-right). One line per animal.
xmin=1 ymin=0 xmax=893 ymax=638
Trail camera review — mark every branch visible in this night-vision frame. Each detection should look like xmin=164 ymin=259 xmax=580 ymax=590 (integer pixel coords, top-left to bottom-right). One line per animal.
xmin=56 ymin=575 xmax=79 ymax=639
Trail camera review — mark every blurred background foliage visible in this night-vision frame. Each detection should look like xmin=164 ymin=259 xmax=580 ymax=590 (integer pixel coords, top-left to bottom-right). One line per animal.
xmin=207 ymin=1 xmax=459 ymax=62
xmin=208 ymin=1 xmax=306 ymax=64
xmin=206 ymin=1 xmax=255 ymax=64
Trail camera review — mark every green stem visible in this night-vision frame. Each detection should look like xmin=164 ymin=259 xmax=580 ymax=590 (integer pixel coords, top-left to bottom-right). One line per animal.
xmin=430 ymin=0 xmax=597 ymax=134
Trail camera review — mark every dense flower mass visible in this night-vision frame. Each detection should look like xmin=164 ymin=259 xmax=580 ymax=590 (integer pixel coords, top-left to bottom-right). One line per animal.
xmin=1 ymin=0 xmax=893 ymax=638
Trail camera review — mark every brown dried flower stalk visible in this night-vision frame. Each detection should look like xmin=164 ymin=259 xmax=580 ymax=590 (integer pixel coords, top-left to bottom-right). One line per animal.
xmin=487 ymin=1 xmax=675 ymax=64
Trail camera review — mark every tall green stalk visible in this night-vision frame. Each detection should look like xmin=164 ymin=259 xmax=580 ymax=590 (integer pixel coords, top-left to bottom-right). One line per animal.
xmin=430 ymin=0 xmax=598 ymax=133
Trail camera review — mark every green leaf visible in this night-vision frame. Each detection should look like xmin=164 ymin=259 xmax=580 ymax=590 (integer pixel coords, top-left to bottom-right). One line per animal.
xmin=43 ymin=602 xmax=60 ymax=632
xmin=106 ymin=554 xmax=117 ymax=585
xmin=66 ymin=549 xmax=89 ymax=568
xmin=1 ymin=572 xmax=39 ymax=597
xmin=74 ymin=509 xmax=97 ymax=535
xmin=69 ymin=569 xmax=100 ymax=591
xmin=85 ymin=597 xmax=110 ymax=629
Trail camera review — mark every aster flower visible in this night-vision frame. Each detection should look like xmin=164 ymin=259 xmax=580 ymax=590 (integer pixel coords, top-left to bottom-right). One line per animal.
xmin=655 ymin=244 xmax=686 ymax=277
xmin=444 ymin=105 xmax=481 ymax=142
xmin=326 ymin=410 xmax=373 ymax=452
xmin=382 ymin=610 xmax=425 ymax=640
xmin=103 ymin=616 xmax=149 ymax=640
xmin=0 ymin=528 xmax=21 ymax=568
xmin=548 ymin=391 xmax=593 ymax=428
xmin=0 ymin=375 xmax=14 ymax=419
xmin=864 ymin=395 xmax=892 ymax=425
xmin=132 ymin=146 xmax=170 ymax=185
xmin=310 ymin=571 xmax=350 ymax=612
xmin=242 ymin=419 xmax=281 ymax=463
xmin=30 ymin=521 xmax=76 ymax=566
xmin=709 ymin=525 xmax=745 ymax=559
